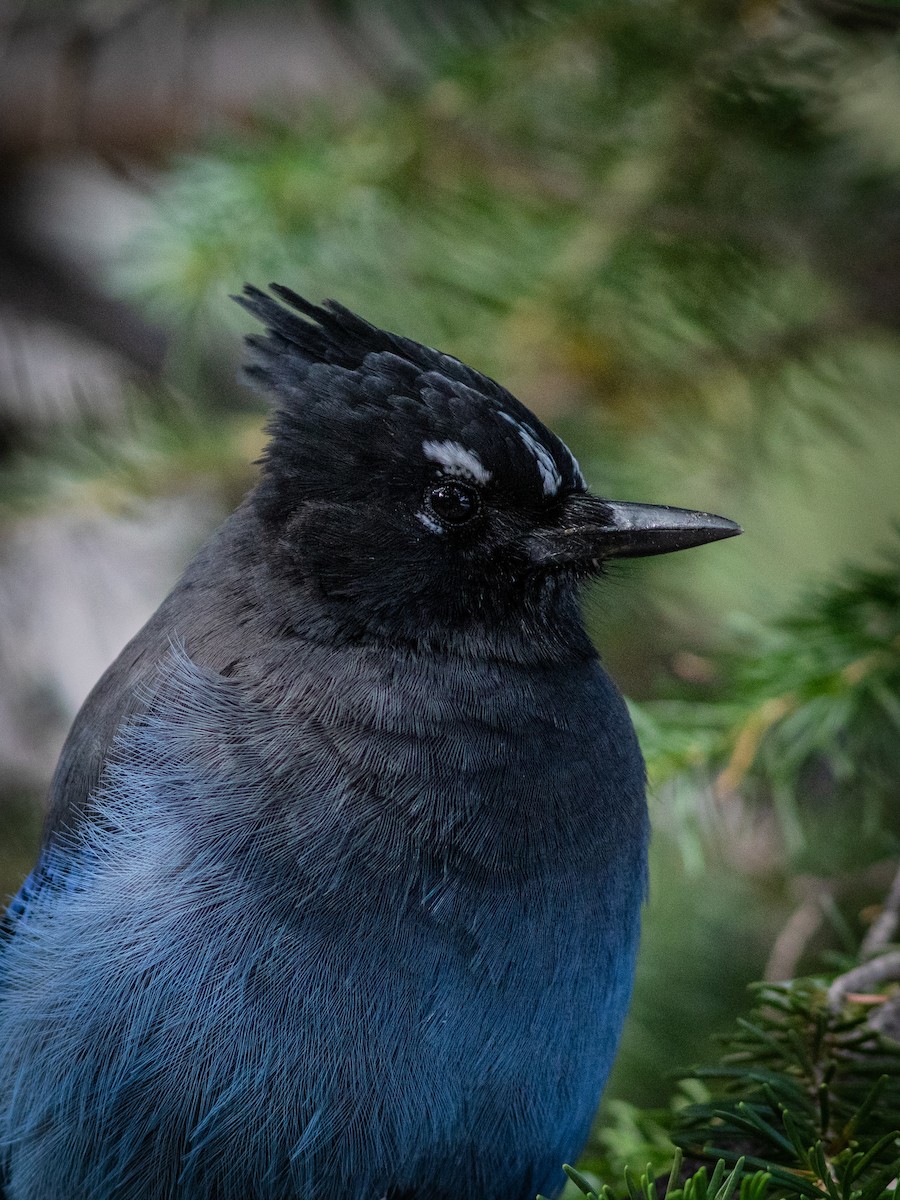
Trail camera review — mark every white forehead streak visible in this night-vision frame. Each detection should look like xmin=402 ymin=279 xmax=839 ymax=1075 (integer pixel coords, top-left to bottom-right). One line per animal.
xmin=421 ymin=439 xmax=492 ymax=484
xmin=499 ymin=413 xmax=562 ymax=496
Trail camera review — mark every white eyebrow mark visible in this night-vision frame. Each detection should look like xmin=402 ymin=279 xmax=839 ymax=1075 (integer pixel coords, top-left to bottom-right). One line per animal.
xmin=421 ymin=439 xmax=492 ymax=485
xmin=499 ymin=413 xmax=562 ymax=496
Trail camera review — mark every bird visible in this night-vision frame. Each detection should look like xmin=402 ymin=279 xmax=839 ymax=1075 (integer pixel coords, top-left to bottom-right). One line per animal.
xmin=0 ymin=284 xmax=740 ymax=1200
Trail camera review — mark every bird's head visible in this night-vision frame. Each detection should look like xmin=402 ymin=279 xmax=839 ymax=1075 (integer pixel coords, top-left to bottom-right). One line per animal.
xmin=237 ymin=285 xmax=740 ymax=659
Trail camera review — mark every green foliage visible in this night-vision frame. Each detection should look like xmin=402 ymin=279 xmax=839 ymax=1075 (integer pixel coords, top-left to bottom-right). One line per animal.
xmin=577 ymin=977 xmax=900 ymax=1200
xmin=556 ymin=1152 xmax=761 ymax=1200
xmin=590 ymin=1099 xmax=679 ymax=1183
xmin=118 ymin=0 xmax=900 ymax=459
xmin=632 ymin=548 xmax=900 ymax=874
xmin=0 ymin=389 xmax=259 ymax=517
xmin=675 ymin=980 xmax=900 ymax=1195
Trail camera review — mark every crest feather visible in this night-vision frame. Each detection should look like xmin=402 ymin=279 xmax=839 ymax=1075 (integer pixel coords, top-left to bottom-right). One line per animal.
xmin=234 ymin=284 xmax=447 ymax=395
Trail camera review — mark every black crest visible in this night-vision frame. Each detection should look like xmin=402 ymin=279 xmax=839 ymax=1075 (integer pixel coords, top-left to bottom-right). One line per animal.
xmin=234 ymin=284 xmax=487 ymax=399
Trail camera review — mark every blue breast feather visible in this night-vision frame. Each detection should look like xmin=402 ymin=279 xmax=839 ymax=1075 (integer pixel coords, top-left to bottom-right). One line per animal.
xmin=0 ymin=646 xmax=648 ymax=1200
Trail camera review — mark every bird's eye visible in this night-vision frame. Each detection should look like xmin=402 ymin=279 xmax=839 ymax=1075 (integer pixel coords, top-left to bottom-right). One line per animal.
xmin=425 ymin=480 xmax=482 ymax=527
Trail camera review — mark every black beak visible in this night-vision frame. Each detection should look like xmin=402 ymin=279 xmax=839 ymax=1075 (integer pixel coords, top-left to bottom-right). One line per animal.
xmin=526 ymin=495 xmax=742 ymax=566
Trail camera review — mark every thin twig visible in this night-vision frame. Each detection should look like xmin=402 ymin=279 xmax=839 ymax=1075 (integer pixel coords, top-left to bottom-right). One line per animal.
xmin=861 ymin=859 xmax=900 ymax=957
xmin=827 ymin=951 xmax=900 ymax=1012
xmin=765 ymin=890 xmax=827 ymax=982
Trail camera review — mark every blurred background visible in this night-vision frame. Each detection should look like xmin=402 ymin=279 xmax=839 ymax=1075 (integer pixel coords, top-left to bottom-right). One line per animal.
xmin=1 ymin=0 xmax=899 ymax=1126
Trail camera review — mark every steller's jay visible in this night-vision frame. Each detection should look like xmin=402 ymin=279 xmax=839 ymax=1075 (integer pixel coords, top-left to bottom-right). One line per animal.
xmin=0 ymin=286 xmax=740 ymax=1200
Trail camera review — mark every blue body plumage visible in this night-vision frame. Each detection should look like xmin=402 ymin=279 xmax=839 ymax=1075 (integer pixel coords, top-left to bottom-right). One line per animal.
xmin=1 ymin=647 xmax=645 ymax=1200
xmin=0 ymin=287 xmax=738 ymax=1199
